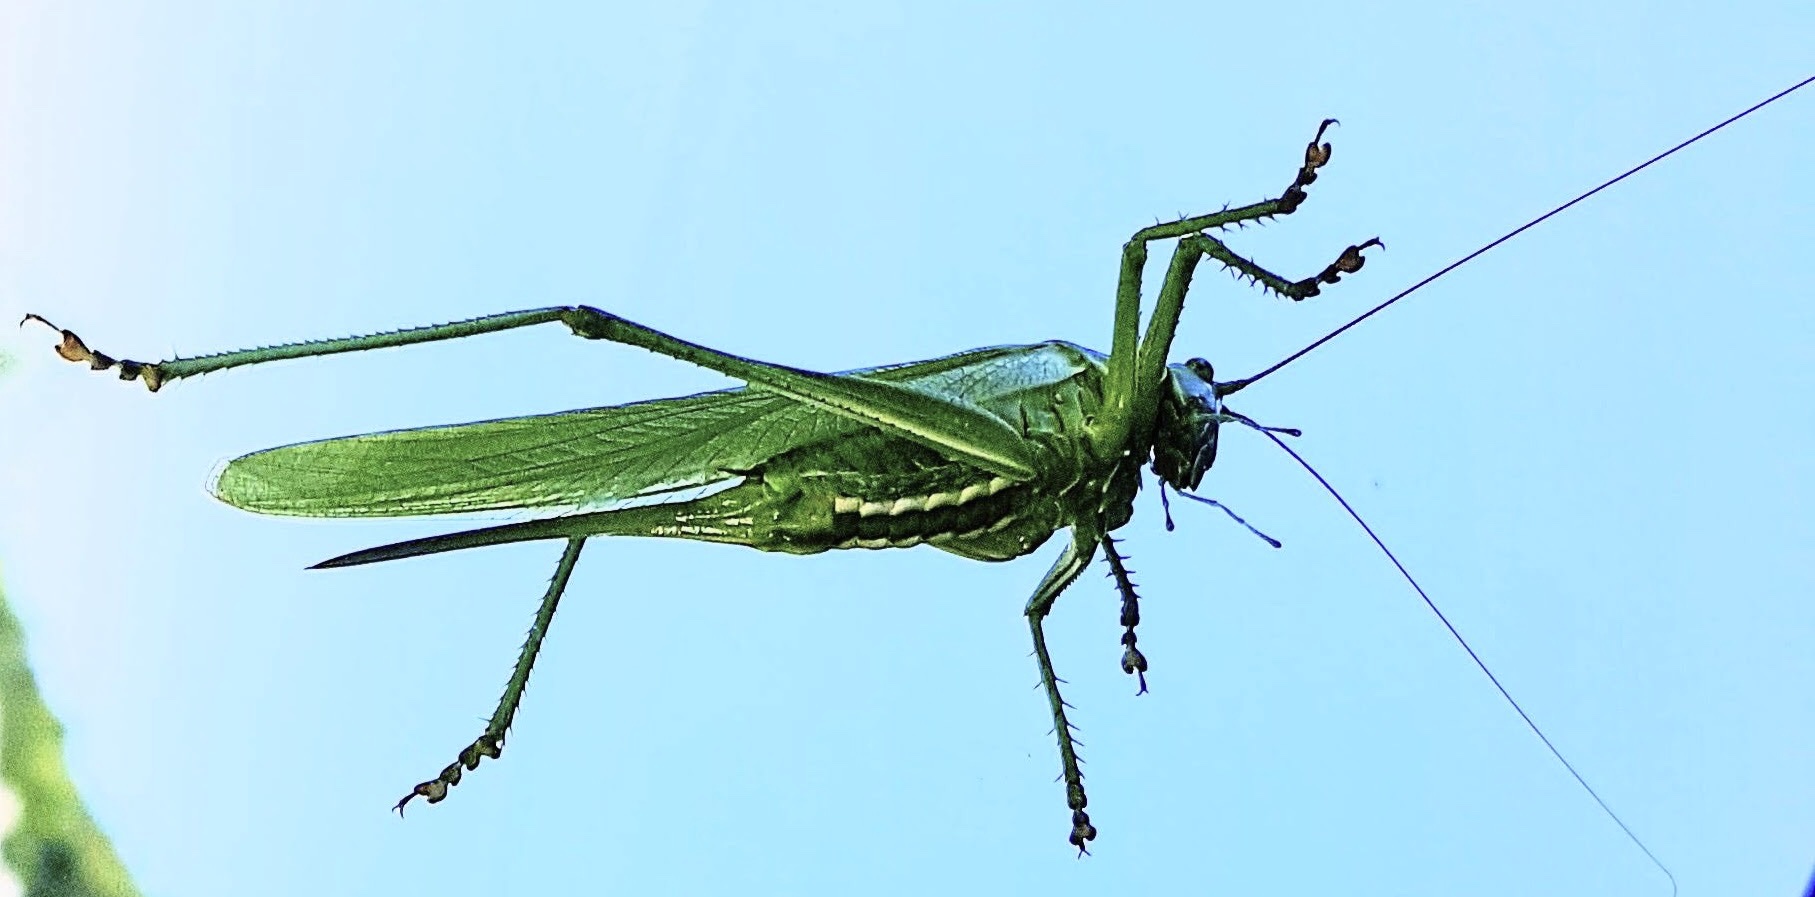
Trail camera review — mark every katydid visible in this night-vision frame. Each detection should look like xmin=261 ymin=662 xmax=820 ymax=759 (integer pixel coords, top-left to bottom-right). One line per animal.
xmin=27 ymin=121 xmax=1363 ymax=851
xmin=23 ymin=81 xmax=1805 ymax=877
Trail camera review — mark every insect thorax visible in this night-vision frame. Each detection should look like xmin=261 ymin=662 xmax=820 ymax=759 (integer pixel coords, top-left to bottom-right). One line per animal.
xmin=605 ymin=341 xmax=1147 ymax=563
xmin=727 ymin=346 xmax=1133 ymax=562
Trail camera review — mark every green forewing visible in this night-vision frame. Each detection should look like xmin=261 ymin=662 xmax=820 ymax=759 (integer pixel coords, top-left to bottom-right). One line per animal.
xmin=211 ymin=342 xmax=1103 ymax=518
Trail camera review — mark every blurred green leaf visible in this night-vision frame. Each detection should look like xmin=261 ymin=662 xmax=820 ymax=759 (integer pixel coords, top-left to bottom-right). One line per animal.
xmin=0 ymin=570 xmax=142 ymax=897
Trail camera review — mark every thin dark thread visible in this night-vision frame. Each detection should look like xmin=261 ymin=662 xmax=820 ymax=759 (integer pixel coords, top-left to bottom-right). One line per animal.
xmin=1256 ymin=429 xmax=1676 ymax=896
xmin=1223 ymin=75 xmax=1813 ymax=396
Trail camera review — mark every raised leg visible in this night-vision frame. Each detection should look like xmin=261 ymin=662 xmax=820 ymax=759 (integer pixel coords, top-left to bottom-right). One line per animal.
xmin=1023 ymin=530 xmax=1100 ymax=852
xmin=23 ymin=306 xmax=1036 ymax=480
xmin=394 ymin=537 xmax=586 ymax=814
xmin=1091 ymin=120 xmax=1383 ymax=459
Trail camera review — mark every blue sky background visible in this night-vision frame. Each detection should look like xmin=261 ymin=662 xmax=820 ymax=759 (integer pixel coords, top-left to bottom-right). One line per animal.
xmin=1 ymin=3 xmax=1810 ymax=895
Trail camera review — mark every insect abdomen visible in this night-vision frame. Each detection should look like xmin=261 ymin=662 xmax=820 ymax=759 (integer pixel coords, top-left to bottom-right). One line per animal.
xmin=826 ymin=474 xmax=1051 ymax=554
xmin=750 ymin=433 xmax=1065 ymax=560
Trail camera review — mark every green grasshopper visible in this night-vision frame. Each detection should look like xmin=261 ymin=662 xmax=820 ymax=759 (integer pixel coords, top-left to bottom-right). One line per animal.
xmin=23 ymin=79 xmax=1795 ymax=863
xmin=27 ymin=121 xmax=1365 ymax=851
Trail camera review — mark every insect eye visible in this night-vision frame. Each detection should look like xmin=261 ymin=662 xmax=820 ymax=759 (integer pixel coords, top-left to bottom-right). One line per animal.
xmin=1185 ymin=358 xmax=1214 ymax=380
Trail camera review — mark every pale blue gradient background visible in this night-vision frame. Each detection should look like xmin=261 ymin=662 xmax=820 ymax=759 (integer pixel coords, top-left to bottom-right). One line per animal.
xmin=2 ymin=4 xmax=1810 ymax=895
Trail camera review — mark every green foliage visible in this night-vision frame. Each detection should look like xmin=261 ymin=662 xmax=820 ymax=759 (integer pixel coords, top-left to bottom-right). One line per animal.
xmin=0 ymin=573 xmax=142 ymax=897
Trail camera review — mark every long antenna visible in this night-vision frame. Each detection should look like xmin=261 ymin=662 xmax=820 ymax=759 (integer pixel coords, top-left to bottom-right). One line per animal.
xmin=1251 ymin=428 xmax=1678 ymax=895
xmin=1219 ymin=75 xmax=1814 ymax=398
xmin=1197 ymin=76 xmax=1815 ymax=893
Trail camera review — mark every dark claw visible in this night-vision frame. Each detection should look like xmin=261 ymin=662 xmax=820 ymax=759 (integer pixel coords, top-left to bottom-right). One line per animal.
xmin=394 ymin=733 xmax=505 ymax=817
xmin=22 ymin=313 xmax=166 ymax=391
xmin=1327 ymin=237 xmax=1386 ymax=278
xmin=1293 ymin=119 xmax=1340 ymax=194
xmin=1304 ymin=237 xmax=1386 ymax=294
xmin=1123 ymin=636 xmax=1151 ymax=693
xmin=1069 ymin=809 xmax=1098 ymax=854
xmin=394 ymin=776 xmax=453 ymax=816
